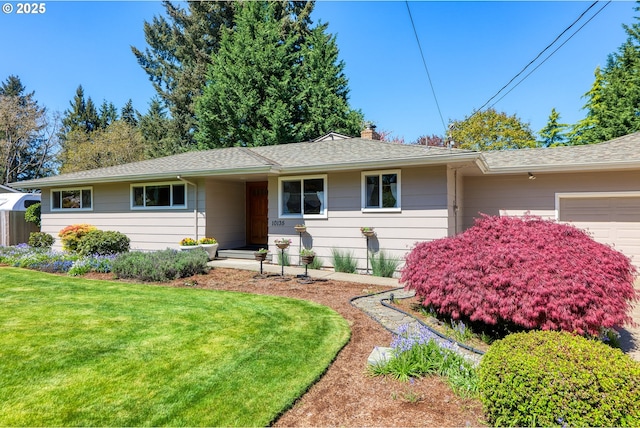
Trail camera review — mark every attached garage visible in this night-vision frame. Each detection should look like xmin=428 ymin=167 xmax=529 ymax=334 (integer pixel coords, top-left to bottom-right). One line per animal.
xmin=557 ymin=192 xmax=640 ymax=267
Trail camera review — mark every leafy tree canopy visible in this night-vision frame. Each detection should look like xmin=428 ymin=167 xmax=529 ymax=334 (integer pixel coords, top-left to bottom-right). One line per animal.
xmin=448 ymin=108 xmax=536 ymax=151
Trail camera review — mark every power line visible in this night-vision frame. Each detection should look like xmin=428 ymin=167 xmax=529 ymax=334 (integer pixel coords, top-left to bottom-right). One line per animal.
xmin=474 ymin=0 xmax=604 ymax=115
xmin=488 ymin=1 xmax=611 ymax=110
xmin=405 ymin=1 xmax=447 ymax=134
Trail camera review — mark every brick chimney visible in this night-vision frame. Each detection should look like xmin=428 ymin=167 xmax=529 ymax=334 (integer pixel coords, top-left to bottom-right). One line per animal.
xmin=361 ymin=124 xmax=380 ymax=140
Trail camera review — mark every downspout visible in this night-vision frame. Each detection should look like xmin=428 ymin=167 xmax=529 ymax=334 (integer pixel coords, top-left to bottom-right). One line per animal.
xmin=453 ymin=168 xmax=458 ymax=235
xmin=177 ymin=176 xmax=198 ymax=240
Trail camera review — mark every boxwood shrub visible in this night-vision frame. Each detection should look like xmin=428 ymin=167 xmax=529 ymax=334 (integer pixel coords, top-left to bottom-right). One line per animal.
xmin=111 ymin=249 xmax=210 ymax=282
xmin=478 ymin=330 xmax=640 ymax=427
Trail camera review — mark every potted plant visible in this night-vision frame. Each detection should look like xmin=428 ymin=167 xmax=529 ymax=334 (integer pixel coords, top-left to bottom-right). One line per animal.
xmin=300 ymin=248 xmax=315 ymax=265
xmin=198 ymin=237 xmax=218 ymax=260
xmin=254 ymin=248 xmax=269 ymax=261
xmin=294 ymin=224 xmax=307 ymax=233
xmin=274 ymin=238 xmax=292 ymax=249
xmin=179 ymin=237 xmax=198 ymax=250
xmin=360 ymin=227 xmax=375 ymax=237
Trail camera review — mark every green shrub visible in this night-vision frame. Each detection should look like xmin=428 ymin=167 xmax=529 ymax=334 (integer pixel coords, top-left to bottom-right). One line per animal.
xmin=111 ymin=249 xmax=210 ymax=282
xmin=28 ymin=232 xmax=54 ymax=248
xmin=24 ymin=202 xmax=41 ymax=227
xmin=369 ymin=251 xmax=401 ymax=277
xmin=478 ymin=330 xmax=640 ymax=427
xmin=58 ymin=224 xmax=97 ymax=253
xmin=330 ymin=248 xmax=357 ymax=273
xmin=76 ymin=230 xmax=130 ymax=256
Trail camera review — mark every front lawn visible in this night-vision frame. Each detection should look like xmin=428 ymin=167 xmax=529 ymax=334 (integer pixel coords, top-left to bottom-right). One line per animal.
xmin=0 ymin=268 xmax=350 ymax=426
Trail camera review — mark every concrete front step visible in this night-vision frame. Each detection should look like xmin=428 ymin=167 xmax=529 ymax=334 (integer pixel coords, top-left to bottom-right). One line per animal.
xmin=217 ymin=249 xmax=273 ymax=262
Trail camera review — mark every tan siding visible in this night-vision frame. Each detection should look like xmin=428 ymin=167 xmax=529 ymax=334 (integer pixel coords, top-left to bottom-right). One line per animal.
xmin=268 ymin=166 xmax=451 ymax=273
xmin=462 ymin=170 xmax=640 ymax=266
xmin=41 ymin=180 xmax=205 ymax=251
xmin=205 ymin=179 xmax=246 ymax=249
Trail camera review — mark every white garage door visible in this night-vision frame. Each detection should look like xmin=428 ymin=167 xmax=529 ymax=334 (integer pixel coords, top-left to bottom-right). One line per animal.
xmin=558 ymin=195 xmax=640 ymax=267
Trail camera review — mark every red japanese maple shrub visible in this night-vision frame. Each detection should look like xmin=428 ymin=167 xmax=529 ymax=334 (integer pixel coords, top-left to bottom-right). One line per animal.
xmin=400 ymin=215 xmax=638 ymax=335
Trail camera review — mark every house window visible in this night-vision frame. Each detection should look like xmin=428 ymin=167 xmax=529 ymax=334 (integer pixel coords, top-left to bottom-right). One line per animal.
xmin=51 ymin=188 xmax=93 ymax=211
xmin=362 ymin=170 xmax=400 ymax=211
xmin=131 ymin=182 xmax=186 ymax=209
xmin=279 ymin=175 xmax=327 ymax=218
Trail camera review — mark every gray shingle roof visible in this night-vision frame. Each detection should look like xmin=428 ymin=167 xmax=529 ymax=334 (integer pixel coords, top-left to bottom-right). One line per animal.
xmin=12 ymin=133 xmax=640 ymax=188
xmin=13 ymin=138 xmax=476 ymax=188
xmin=479 ymin=132 xmax=640 ymax=173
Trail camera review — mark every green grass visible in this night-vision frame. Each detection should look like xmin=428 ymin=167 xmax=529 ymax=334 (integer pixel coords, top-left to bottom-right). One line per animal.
xmin=0 ymin=268 xmax=350 ymax=426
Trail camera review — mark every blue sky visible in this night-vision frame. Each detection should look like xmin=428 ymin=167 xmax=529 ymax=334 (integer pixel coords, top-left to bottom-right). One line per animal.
xmin=0 ymin=1 xmax=634 ymax=143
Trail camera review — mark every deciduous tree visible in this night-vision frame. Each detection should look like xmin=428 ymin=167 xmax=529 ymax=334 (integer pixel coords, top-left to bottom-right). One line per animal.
xmin=448 ymin=108 xmax=536 ymax=150
xmin=59 ymin=121 xmax=144 ymax=173
xmin=0 ymin=75 xmax=58 ymax=184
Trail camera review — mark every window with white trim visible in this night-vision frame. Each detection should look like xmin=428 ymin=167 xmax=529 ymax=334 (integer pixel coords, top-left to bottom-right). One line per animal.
xmin=279 ymin=175 xmax=327 ymax=218
xmin=131 ymin=182 xmax=186 ymax=209
xmin=362 ymin=170 xmax=401 ymax=211
xmin=51 ymin=188 xmax=92 ymax=211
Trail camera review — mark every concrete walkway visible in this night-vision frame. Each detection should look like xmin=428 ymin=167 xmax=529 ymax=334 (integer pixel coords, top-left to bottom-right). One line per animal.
xmin=209 ymin=258 xmax=640 ymax=362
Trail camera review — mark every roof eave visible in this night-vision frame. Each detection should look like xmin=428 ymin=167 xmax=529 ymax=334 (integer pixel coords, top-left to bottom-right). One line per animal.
xmin=12 ymin=166 xmax=275 ymax=188
xmin=482 ymin=161 xmax=640 ymax=175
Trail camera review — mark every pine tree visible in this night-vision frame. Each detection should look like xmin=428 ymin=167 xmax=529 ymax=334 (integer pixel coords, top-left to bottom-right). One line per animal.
xmin=539 ymin=108 xmax=569 ymax=147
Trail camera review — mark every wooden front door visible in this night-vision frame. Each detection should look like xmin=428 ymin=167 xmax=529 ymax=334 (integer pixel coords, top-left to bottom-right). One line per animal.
xmin=246 ymin=181 xmax=268 ymax=246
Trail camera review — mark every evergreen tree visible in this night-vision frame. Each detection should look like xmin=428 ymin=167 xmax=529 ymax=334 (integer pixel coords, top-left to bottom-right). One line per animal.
xmin=132 ymin=1 xmax=316 ymax=151
xmin=61 ymin=85 xmax=99 ymax=135
xmin=449 ymin=108 xmax=537 ymax=151
xmin=195 ymin=1 xmax=362 ymax=148
xmin=131 ymin=1 xmax=236 ymax=150
xmin=121 ymin=99 xmax=138 ymax=127
xmin=98 ymin=100 xmax=118 ymax=130
xmin=570 ymin=2 xmax=640 ymax=144
xmin=139 ymin=97 xmax=173 ymax=158
xmin=539 ymin=108 xmax=569 ymax=147
xmin=296 ymin=24 xmax=363 ymax=139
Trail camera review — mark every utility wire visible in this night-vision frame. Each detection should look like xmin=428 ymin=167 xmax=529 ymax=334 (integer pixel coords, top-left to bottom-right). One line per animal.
xmin=405 ymin=1 xmax=447 ymax=134
xmin=473 ymin=0 xmax=602 ymax=115
xmin=488 ymin=1 xmax=611 ymax=109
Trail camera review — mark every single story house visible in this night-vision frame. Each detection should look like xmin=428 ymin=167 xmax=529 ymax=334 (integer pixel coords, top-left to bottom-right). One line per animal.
xmin=11 ymin=130 xmax=640 ymax=269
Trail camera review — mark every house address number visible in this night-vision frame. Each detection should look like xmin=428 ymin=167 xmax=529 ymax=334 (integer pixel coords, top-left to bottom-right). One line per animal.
xmin=271 ymin=220 xmax=285 ymax=226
